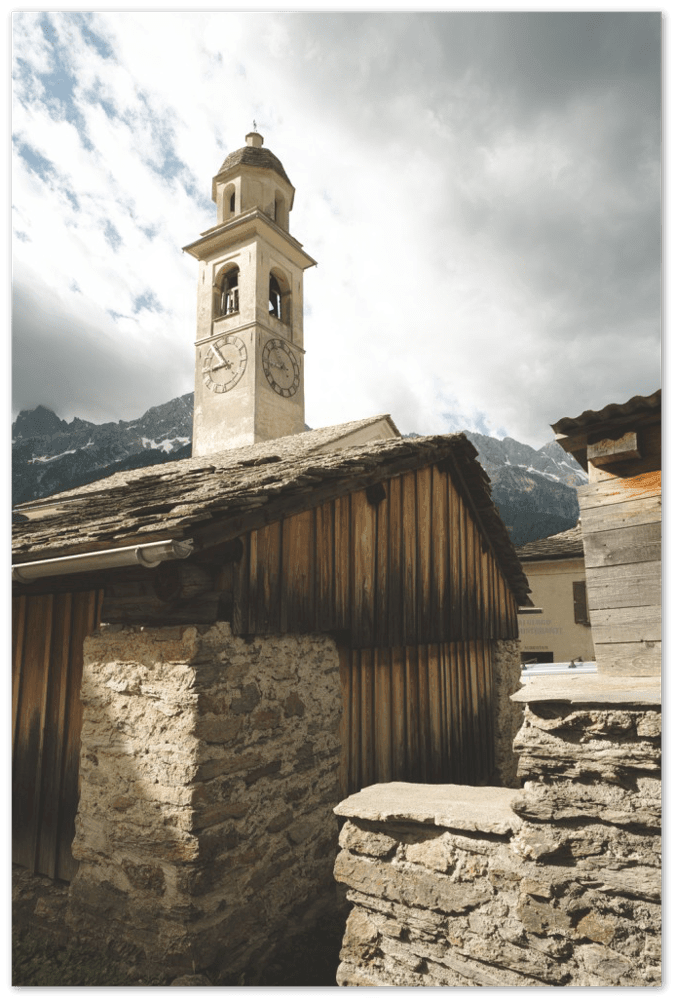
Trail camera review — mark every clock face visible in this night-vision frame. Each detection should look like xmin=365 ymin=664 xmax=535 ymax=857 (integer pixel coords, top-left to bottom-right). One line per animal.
xmin=202 ymin=335 xmax=247 ymax=393
xmin=262 ymin=339 xmax=300 ymax=397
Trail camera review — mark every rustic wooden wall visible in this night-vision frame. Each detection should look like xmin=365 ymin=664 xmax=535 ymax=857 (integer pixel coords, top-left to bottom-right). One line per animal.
xmin=12 ymin=589 xmax=103 ymax=880
xmin=339 ymin=641 xmax=495 ymax=798
xmin=233 ymin=466 xmax=519 ymax=647
xmin=579 ymin=423 xmax=661 ymax=675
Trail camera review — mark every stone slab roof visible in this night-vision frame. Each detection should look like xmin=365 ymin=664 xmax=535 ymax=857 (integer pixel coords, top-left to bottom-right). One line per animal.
xmin=516 ymin=524 xmax=583 ymax=562
xmin=12 ymin=420 xmax=531 ymax=604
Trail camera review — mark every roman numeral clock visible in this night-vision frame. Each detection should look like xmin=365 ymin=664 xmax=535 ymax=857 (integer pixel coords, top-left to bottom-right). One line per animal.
xmin=183 ymin=130 xmax=316 ymax=457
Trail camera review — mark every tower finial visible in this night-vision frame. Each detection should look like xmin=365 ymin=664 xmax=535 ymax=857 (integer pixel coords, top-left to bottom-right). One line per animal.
xmin=253 ymin=119 xmax=257 ymax=132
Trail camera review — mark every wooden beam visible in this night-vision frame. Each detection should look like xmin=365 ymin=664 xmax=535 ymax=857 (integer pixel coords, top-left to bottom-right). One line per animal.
xmin=587 ymin=431 xmax=641 ymax=467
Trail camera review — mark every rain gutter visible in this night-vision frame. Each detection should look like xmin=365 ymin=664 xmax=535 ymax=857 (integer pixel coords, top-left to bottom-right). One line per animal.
xmin=12 ymin=538 xmax=194 ymax=584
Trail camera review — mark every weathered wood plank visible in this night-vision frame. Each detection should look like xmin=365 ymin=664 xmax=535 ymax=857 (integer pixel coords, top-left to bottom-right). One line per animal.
xmin=315 ymin=501 xmax=335 ymax=633
xmin=427 ymin=644 xmax=443 ymax=782
xmin=586 ymin=561 xmax=661 ymax=611
xmin=401 ymin=472 xmax=418 ymax=644
xmin=250 ymin=521 xmax=282 ymax=632
xmin=351 ymin=490 xmax=376 ymax=647
xmin=374 ymin=487 xmax=389 ymax=647
xmin=588 ymin=454 xmax=662 ymax=484
xmin=430 ymin=465 xmax=449 ymax=642
xmin=416 ymin=467 xmax=433 ymax=642
xmin=37 ymin=592 xmax=72 ymax=879
xmin=348 ymin=649 xmax=361 ymax=794
xmin=280 ymin=509 xmax=315 ymax=632
xmin=28 ymin=594 xmax=54 ymax=873
xmin=360 ymin=648 xmax=375 ymax=788
xmin=590 ymin=605 xmax=661 ymax=644
xmin=232 ymin=530 xmax=250 ymax=634
xmin=391 ymin=645 xmax=407 ymax=779
xmin=580 ymin=494 xmax=661 ymax=534
xmin=583 ymin=522 xmax=661 ymax=569
xmin=587 ymin=431 xmax=641 ymax=467
xmin=417 ymin=644 xmax=430 ymax=783
xmin=334 ymin=495 xmax=351 ymax=633
xmin=386 ymin=477 xmax=403 ymax=649
xmin=448 ymin=474 xmax=462 ymax=640
xmin=12 ymin=594 xmax=27 ymax=756
xmin=405 ymin=646 xmax=420 ymax=782
xmin=374 ymin=648 xmax=392 ymax=783
xmin=595 ymin=640 xmax=661 ymax=677
xmin=578 ymin=469 xmax=661 ymax=507
xmin=13 ymin=595 xmax=51 ymax=871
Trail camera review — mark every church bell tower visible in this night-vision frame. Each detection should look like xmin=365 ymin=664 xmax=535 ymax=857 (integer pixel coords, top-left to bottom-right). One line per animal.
xmin=183 ymin=132 xmax=316 ymax=456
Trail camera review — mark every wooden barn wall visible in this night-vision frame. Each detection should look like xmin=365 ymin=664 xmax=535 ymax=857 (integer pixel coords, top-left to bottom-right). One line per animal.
xmin=579 ymin=423 xmax=661 ymax=675
xmin=338 ymin=641 xmax=495 ymax=798
xmin=12 ymin=589 xmax=103 ymax=881
xmin=233 ymin=465 xmax=519 ymax=647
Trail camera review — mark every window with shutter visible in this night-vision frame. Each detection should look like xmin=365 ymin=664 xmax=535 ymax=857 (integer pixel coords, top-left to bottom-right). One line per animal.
xmin=573 ymin=580 xmax=590 ymax=625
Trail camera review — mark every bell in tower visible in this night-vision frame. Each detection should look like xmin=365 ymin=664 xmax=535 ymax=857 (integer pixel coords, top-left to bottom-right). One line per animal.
xmin=183 ymin=131 xmax=316 ymax=456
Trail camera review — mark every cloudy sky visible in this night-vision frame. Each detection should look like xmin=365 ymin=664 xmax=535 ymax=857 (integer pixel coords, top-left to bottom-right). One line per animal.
xmin=12 ymin=11 xmax=661 ymax=447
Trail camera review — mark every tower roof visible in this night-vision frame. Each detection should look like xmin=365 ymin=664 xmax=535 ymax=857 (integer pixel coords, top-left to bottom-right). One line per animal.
xmin=215 ymin=134 xmax=292 ymax=187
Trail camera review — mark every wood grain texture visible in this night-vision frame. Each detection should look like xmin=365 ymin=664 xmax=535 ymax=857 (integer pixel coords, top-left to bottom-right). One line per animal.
xmin=586 ymin=561 xmax=661 ymax=611
xmin=590 ymin=605 xmax=661 ymax=644
xmin=579 ymin=469 xmax=661 ymax=507
xmin=595 ymin=640 xmax=661 ymax=677
xmin=13 ymin=589 xmax=102 ymax=881
xmin=580 ymin=494 xmax=661 ymax=534
xmin=583 ymin=522 xmax=661 ymax=569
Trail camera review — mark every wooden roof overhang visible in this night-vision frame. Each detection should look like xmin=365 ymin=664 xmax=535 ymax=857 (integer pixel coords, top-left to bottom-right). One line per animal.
xmin=12 ymin=433 xmax=531 ymax=606
xmin=552 ymin=390 xmax=661 ymax=470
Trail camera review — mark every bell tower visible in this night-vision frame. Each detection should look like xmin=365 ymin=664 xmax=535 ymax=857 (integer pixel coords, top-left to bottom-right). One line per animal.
xmin=183 ymin=132 xmax=316 ymax=456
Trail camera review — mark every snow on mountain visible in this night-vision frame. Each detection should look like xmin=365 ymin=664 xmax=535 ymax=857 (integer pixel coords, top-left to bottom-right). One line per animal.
xmin=12 ymin=394 xmax=585 ymax=547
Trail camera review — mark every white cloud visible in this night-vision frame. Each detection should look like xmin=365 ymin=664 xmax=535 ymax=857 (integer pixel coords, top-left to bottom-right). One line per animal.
xmin=12 ymin=11 xmax=661 ymax=447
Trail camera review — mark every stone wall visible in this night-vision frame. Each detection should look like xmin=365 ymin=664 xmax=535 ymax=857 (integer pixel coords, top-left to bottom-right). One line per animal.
xmin=490 ymin=638 xmax=523 ymax=788
xmin=66 ymin=622 xmax=342 ymax=981
xmin=334 ymin=675 xmax=661 ymax=987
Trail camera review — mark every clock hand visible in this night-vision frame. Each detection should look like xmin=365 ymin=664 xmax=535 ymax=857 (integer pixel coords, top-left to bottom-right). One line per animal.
xmin=210 ymin=344 xmax=233 ymax=371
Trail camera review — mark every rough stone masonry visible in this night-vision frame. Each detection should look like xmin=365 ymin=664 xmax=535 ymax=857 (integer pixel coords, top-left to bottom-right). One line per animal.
xmin=66 ymin=622 xmax=342 ymax=980
xmin=334 ymin=675 xmax=661 ymax=987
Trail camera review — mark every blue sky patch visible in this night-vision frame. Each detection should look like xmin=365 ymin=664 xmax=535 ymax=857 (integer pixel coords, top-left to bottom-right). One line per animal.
xmin=133 ymin=291 xmax=162 ymax=314
xmin=104 ymin=220 xmax=122 ymax=251
xmin=16 ymin=141 xmax=55 ymax=181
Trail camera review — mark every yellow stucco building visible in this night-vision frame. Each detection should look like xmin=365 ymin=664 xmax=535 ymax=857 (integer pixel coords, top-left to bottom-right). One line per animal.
xmin=517 ymin=524 xmax=595 ymax=665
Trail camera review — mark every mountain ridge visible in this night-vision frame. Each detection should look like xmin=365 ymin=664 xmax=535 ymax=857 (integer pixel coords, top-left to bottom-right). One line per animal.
xmin=12 ymin=395 xmax=584 ymax=546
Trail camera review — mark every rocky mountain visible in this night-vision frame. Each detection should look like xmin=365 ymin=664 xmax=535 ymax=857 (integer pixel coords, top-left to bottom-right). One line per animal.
xmin=12 ymin=394 xmax=193 ymax=506
xmin=12 ymin=395 xmax=585 ymax=546
xmin=462 ymin=430 xmax=586 ymax=545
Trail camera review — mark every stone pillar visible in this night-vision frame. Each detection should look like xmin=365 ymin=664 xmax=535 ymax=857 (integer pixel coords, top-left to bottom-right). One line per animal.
xmin=333 ymin=674 xmax=661 ymax=987
xmin=66 ymin=622 xmax=342 ymax=981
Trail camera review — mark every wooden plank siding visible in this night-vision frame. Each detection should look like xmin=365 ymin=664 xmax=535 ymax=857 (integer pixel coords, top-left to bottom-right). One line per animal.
xmin=12 ymin=589 xmax=103 ymax=881
xmin=338 ymin=642 xmax=495 ymax=797
xmin=233 ymin=466 xmax=519 ymax=647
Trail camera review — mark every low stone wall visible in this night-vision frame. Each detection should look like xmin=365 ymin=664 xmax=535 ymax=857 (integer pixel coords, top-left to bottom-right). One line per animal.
xmin=66 ymin=622 xmax=342 ymax=981
xmin=334 ymin=675 xmax=661 ymax=987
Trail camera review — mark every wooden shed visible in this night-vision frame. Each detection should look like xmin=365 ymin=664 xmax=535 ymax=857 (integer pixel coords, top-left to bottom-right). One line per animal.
xmin=552 ymin=389 xmax=661 ymax=676
xmin=13 ymin=423 xmax=530 ymax=884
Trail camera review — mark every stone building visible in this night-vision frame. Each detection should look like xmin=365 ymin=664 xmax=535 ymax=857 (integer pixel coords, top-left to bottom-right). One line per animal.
xmin=334 ymin=389 xmax=661 ymax=988
xmin=12 ymin=133 xmax=530 ymax=981
xmin=516 ymin=524 xmax=595 ymax=665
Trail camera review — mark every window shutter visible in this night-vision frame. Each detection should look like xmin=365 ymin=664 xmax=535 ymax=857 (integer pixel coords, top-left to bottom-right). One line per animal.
xmin=573 ymin=580 xmax=590 ymax=625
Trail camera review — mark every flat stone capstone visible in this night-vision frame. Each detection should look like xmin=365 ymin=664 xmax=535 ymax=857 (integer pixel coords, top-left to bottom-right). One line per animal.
xmin=513 ymin=673 xmax=661 ymax=706
xmin=334 ymin=781 xmax=520 ymax=835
